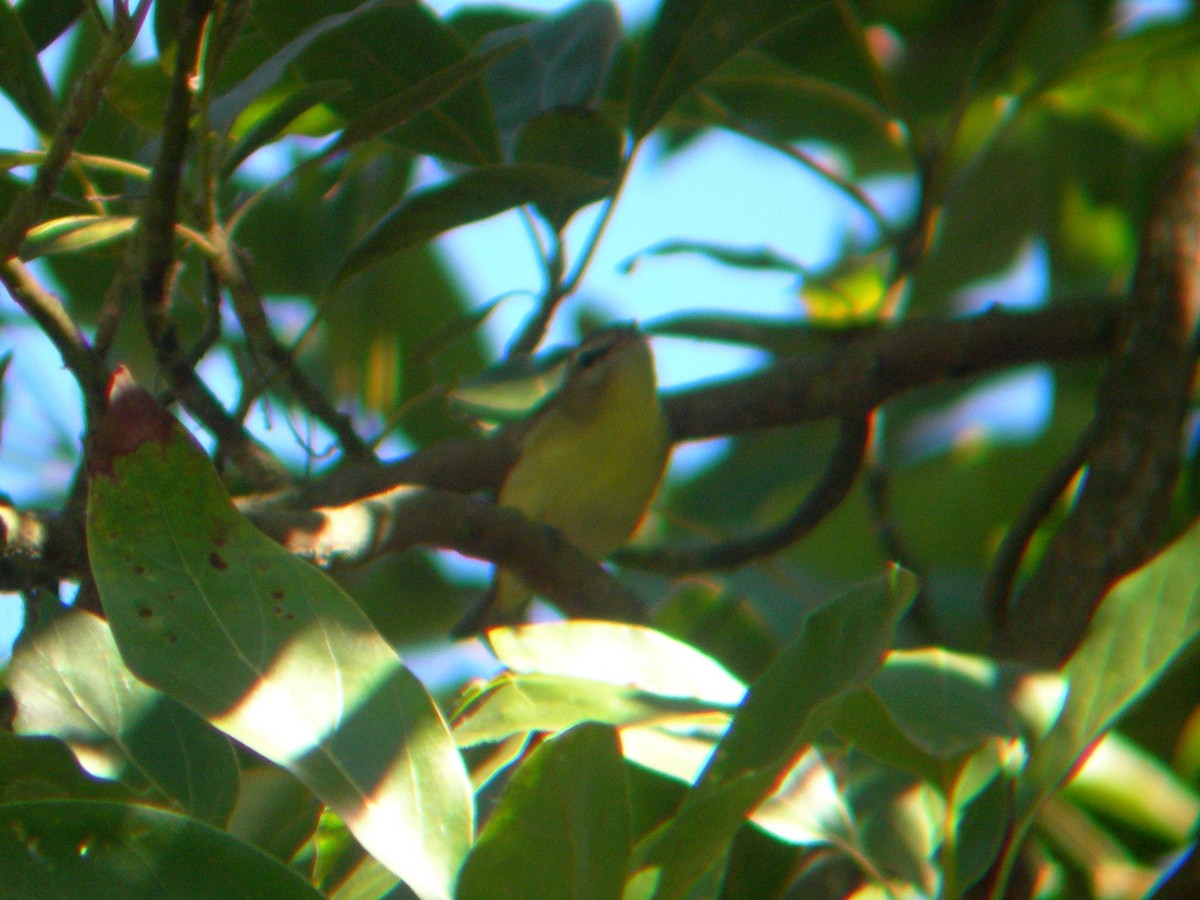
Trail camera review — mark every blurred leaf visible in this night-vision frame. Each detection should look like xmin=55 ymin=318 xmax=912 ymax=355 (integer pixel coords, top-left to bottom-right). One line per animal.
xmin=87 ymin=395 xmax=473 ymax=899
xmin=1039 ymin=21 xmax=1200 ymax=145
xmin=9 ymin=611 xmax=239 ymax=826
xmin=620 ymin=238 xmax=809 ymax=277
xmin=106 ymin=59 xmax=173 ymax=132
xmin=15 ymin=0 xmax=85 ymax=52
xmin=0 ymin=800 xmax=323 ymax=899
xmin=225 ymin=765 xmax=322 ymax=867
xmin=748 ymin=748 xmax=855 ymax=847
xmin=336 ymin=163 xmax=611 ymax=283
xmin=800 ymin=252 xmax=892 ymax=325
xmin=251 ymin=0 xmax=501 ymax=163
xmin=628 ymin=568 xmax=916 ymax=898
xmin=0 ymin=0 xmax=57 ymax=134
xmin=478 ymin=0 xmax=621 ymax=157
xmin=1020 ymin=516 xmax=1200 ymax=822
xmin=457 ymin=723 xmax=630 ymax=900
xmin=0 ymin=732 xmax=129 ymax=804
xmin=327 ymin=38 xmax=522 ymax=158
xmin=1064 ymin=731 xmax=1200 ymax=845
xmin=20 ymin=215 xmax=136 ymax=259
xmin=221 ymin=80 xmax=350 ymax=177
xmin=514 ymin=106 xmax=623 ymax=229
xmin=449 ymin=347 xmax=571 ymax=423
xmin=628 ymin=0 xmax=822 ymax=138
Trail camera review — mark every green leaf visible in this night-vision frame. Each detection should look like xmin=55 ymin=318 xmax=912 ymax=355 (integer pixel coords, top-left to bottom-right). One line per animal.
xmin=628 ymin=0 xmax=822 ymax=138
xmin=20 ymin=215 xmax=137 ymax=259
xmin=86 ymin=374 xmax=472 ymax=900
xmin=8 ymin=610 xmax=239 ymax=826
xmin=0 ymin=0 xmax=57 ymax=134
xmin=514 ymin=106 xmax=624 ymax=229
xmin=619 ymin=238 xmax=809 ymax=277
xmin=335 ymin=163 xmax=610 ymax=283
xmin=627 ymin=568 xmax=916 ymax=899
xmin=0 ymin=799 xmax=324 ymax=899
xmin=15 ymin=0 xmax=85 ymax=52
xmin=326 ymin=38 xmax=522 ymax=158
xmin=0 ymin=732 xmax=130 ymax=804
xmin=1019 ymin=516 xmax=1200 ymax=815
xmin=478 ymin=0 xmax=621 ymax=157
xmin=1039 ymin=21 xmax=1200 ymax=145
xmin=221 ymin=80 xmax=350 ymax=177
xmin=484 ymin=620 xmax=747 ymax=706
xmin=453 ymin=673 xmax=729 ymax=747
xmin=251 ymin=0 xmax=501 ymax=163
xmin=457 ymin=723 xmax=631 ymax=900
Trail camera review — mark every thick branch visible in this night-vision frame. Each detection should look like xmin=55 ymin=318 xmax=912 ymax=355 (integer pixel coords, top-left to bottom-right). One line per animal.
xmin=994 ymin=132 xmax=1200 ymax=667
xmin=660 ymin=301 xmax=1122 ymax=441
xmin=249 ymin=487 xmax=647 ymax=624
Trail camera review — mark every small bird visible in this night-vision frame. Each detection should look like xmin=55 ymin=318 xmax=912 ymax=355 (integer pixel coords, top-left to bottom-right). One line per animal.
xmin=451 ymin=324 xmax=670 ymax=637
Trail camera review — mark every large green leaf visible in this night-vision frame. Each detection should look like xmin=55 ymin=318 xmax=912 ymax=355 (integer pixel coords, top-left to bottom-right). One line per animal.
xmin=628 ymin=0 xmax=823 ymax=138
xmin=477 ymin=0 xmax=621 ymax=157
xmin=85 ymin=372 xmax=472 ymax=900
xmin=0 ymin=0 xmax=57 ymax=134
xmin=1020 ymin=515 xmax=1200 ymax=813
xmin=1038 ymin=20 xmax=1200 ymax=145
xmin=627 ymin=568 xmax=917 ymax=898
xmin=457 ymin=723 xmax=631 ymax=900
xmin=0 ymin=799 xmax=323 ymax=899
xmin=336 ymin=163 xmax=611 ymax=282
xmin=8 ymin=610 xmax=239 ymax=826
xmin=251 ymin=0 xmax=501 ymax=163
xmin=0 ymin=732 xmax=129 ymax=804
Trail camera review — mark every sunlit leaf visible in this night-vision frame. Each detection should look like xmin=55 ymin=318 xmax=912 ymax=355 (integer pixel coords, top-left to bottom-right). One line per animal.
xmin=221 ymin=80 xmax=350 ymax=177
xmin=20 ymin=215 xmax=136 ymax=259
xmin=457 ymin=724 xmax=630 ymax=900
xmin=628 ymin=0 xmax=823 ymax=138
xmin=0 ymin=800 xmax=324 ymax=898
xmin=628 ymin=568 xmax=917 ymax=899
xmin=86 ymin=374 xmax=472 ymax=900
xmin=9 ymin=610 xmax=239 ymax=826
xmin=1019 ymin=516 xmax=1200 ymax=823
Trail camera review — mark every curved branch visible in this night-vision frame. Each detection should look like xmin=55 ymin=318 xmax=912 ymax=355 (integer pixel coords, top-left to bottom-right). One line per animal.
xmin=615 ymin=415 xmax=870 ymax=574
xmin=994 ymin=131 xmax=1200 ymax=667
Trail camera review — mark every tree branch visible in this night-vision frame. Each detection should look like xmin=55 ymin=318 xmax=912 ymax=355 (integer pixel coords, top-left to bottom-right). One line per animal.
xmin=994 ymin=131 xmax=1200 ymax=667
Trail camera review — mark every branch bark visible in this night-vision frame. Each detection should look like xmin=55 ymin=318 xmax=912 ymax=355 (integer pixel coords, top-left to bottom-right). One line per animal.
xmin=993 ymin=132 xmax=1200 ymax=667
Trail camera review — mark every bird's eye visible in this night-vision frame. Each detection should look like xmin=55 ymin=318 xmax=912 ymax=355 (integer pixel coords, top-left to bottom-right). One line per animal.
xmin=575 ymin=339 xmax=616 ymax=370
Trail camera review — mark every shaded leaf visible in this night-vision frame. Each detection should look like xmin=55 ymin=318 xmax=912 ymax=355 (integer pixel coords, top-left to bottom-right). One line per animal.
xmin=0 ymin=800 xmax=323 ymax=899
xmin=514 ymin=106 xmax=624 ymax=229
xmin=326 ymin=38 xmax=522 ymax=158
xmin=86 ymin=374 xmax=472 ymax=900
xmin=628 ymin=0 xmax=822 ymax=138
xmin=1039 ymin=21 xmax=1200 ymax=145
xmin=619 ymin=238 xmax=809 ymax=276
xmin=0 ymin=732 xmax=129 ymax=804
xmin=0 ymin=0 xmax=57 ymax=134
xmin=251 ymin=0 xmax=500 ymax=163
xmin=457 ymin=723 xmax=630 ymax=900
xmin=478 ymin=0 xmax=621 ymax=157
xmin=336 ymin=163 xmax=610 ymax=283
xmin=15 ymin=0 xmax=85 ymax=52
xmin=628 ymin=568 xmax=916 ymax=899
xmin=9 ymin=610 xmax=239 ymax=826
